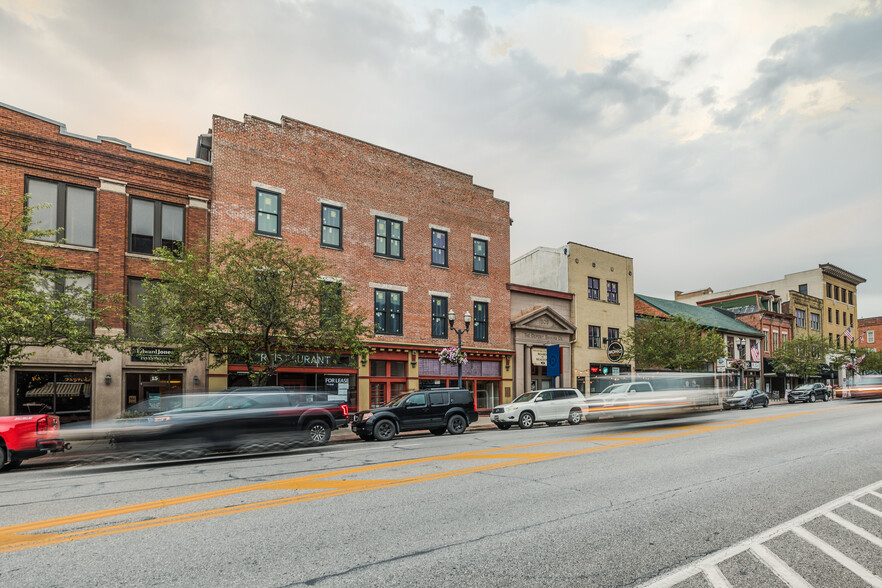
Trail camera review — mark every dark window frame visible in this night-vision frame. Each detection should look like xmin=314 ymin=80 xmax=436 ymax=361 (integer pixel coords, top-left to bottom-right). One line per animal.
xmin=608 ymin=327 xmax=619 ymax=343
xmin=588 ymin=325 xmax=601 ymax=348
xmin=795 ymin=309 xmax=806 ymax=328
xmin=587 ymin=277 xmax=600 ymax=300
xmin=38 ymin=269 xmax=95 ymax=332
xmin=374 ymin=217 xmax=403 ymax=259
xmin=431 ymin=229 xmax=448 ymax=267
xmin=473 ymin=238 xmax=488 ymax=274
xmin=255 ymin=189 xmax=281 ymax=237
xmin=129 ymin=197 xmax=186 ymax=256
xmin=473 ymin=301 xmax=488 ymax=342
xmin=431 ymin=296 xmax=448 ymax=339
xmin=607 ymin=281 xmax=619 ymax=304
xmin=374 ymin=289 xmax=403 ymax=335
xmin=320 ymin=204 xmax=343 ymax=249
xmin=26 ymin=177 xmax=96 ymax=248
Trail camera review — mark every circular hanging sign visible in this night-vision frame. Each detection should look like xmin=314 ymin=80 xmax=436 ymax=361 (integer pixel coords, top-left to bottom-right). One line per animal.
xmin=607 ymin=341 xmax=624 ymax=362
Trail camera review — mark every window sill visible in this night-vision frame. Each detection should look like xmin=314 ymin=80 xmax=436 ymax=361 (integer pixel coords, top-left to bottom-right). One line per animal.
xmin=25 ymin=239 xmax=98 ymax=253
xmin=473 ymin=271 xmax=488 ymax=276
xmin=126 ymin=252 xmax=163 ymax=261
xmin=321 ymin=243 xmax=343 ymax=251
xmin=374 ymin=332 xmax=404 ymax=337
xmin=254 ymin=232 xmax=283 ymax=240
xmin=431 ymin=264 xmax=449 ymax=270
xmin=374 ymin=254 xmax=404 ymax=262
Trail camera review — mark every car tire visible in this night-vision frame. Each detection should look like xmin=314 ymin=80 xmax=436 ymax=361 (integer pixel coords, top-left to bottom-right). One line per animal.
xmin=823 ymin=393 xmax=830 ymax=402
xmin=788 ymin=398 xmax=795 ymax=404
xmin=518 ymin=412 xmax=534 ymax=429
xmin=447 ymin=414 xmax=467 ymax=435
xmin=429 ymin=427 xmax=446 ymax=436
xmin=763 ymin=400 xmax=769 ymax=408
xmin=0 ymin=445 xmax=7 ymax=471
xmin=809 ymin=393 xmax=816 ymax=403
xmin=568 ymin=409 xmax=582 ymax=425
xmin=746 ymin=400 xmax=754 ymax=409
xmin=495 ymin=423 xmax=512 ymax=430
xmin=357 ymin=433 xmax=373 ymax=441
xmin=306 ymin=420 xmax=331 ymax=445
xmin=373 ymin=419 xmax=396 ymax=442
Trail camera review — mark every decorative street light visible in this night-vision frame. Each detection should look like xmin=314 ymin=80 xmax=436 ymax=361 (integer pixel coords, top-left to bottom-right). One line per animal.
xmin=850 ymin=347 xmax=857 ymax=382
xmin=448 ymin=309 xmax=471 ymax=389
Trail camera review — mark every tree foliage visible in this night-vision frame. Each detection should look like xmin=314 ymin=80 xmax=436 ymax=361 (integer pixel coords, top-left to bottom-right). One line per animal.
xmin=768 ymin=335 xmax=854 ymax=382
xmin=620 ymin=314 xmax=726 ymax=371
xmin=0 ymin=191 xmax=120 ymax=369
xmin=129 ymin=234 xmax=370 ymax=386
xmin=857 ymin=349 xmax=882 ymax=374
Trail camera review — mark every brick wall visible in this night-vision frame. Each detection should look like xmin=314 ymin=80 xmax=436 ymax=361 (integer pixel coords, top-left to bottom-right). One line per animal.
xmin=857 ymin=316 xmax=882 ymax=351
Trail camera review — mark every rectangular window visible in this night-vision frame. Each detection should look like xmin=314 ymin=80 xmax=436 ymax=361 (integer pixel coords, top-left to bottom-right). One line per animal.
xmin=587 ymin=277 xmax=600 ymax=300
xmin=608 ymin=327 xmax=619 ymax=343
xmin=473 ymin=301 xmax=488 ymax=342
xmin=849 ymin=291 xmax=853 ymax=305
xmin=810 ymin=313 xmax=820 ymax=330
xmin=321 ymin=204 xmax=342 ymax=248
xmin=763 ymin=329 xmax=770 ymax=352
xmin=127 ymin=277 xmax=147 ymax=338
xmin=588 ymin=325 xmax=601 ymax=348
xmin=431 ymin=296 xmax=447 ymax=338
xmin=782 ymin=332 xmax=788 ymax=344
xmin=835 ymin=309 xmax=839 ymax=324
xmin=795 ymin=309 xmax=806 ymax=328
xmin=473 ymin=238 xmax=488 ymax=274
xmin=319 ymin=281 xmax=343 ymax=327
xmin=36 ymin=270 xmax=94 ymax=330
xmin=850 ymin=314 xmax=853 ymax=328
xmin=431 ymin=230 xmax=448 ymax=267
xmin=375 ymin=217 xmax=402 ymax=259
xmin=607 ymin=281 xmax=619 ymax=304
xmin=14 ymin=371 xmax=92 ymax=425
xmin=828 ymin=308 xmax=832 ymax=323
xmin=826 ymin=283 xmax=832 ymax=298
xmin=255 ymin=189 xmax=281 ymax=237
xmin=798 ymin=284 xmax=808 ymax=295
xmin=868 ymin=331 xmax=875 ymax=344
xmin=374 ymin=289 xmax=402 ymax=335
xmin=834 ymin=285 xmax=840 ymax=301
xmin=130 ymin=198 xmax=185 ymax=255
xmin=772 ymin=331 xmax=779 ymax=350
xmin=26 ymin=178 xmax=96 ymax=247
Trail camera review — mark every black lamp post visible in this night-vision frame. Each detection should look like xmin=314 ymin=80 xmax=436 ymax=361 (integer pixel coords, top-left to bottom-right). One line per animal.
xmin=850 ymin=347 xmax=857 ymax=381
xmin=448 ymin=309 xmax=471 ymax=389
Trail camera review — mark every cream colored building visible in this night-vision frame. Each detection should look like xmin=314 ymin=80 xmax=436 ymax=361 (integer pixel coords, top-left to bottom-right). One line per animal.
xmin=510 ymin=243 xmax=635 ymax=394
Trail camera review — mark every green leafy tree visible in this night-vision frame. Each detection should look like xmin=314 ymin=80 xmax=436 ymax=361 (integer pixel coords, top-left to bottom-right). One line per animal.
xmin=129 ymin=234 xmax=370 ymax=386
xmin=0 ymin=191 xmax=120 ymax=369
xmin=620 ymin=314 xmax=726 ymax=371
xmin=856 ymin=349 xmax=882 ymax=374
xmin=769 ymin=335 xmax=843 ymax=383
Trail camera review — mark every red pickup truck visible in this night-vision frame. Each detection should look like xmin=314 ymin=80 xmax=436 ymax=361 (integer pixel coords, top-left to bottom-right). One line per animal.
xmin=0 ymin=414 xmax=66 ymax=471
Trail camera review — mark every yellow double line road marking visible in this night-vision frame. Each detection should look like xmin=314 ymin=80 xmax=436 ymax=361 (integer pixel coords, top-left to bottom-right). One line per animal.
xmin=0 ymin=406 xmax=851 ymax=553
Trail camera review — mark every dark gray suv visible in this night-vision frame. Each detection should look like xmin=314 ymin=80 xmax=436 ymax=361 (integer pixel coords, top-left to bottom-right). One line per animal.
xmin=350 ymin=388 xmax=478 ymax=441
xmin=787 ymin=383 xmax=830 ymax=403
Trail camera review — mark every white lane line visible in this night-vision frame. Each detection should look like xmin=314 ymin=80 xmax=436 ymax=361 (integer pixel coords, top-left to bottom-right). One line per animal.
xmin=870 ymin=490 xmax=882 ymax=500
xmin=791 ymin=526 xmax=882 ymax=587
xmin=851 ymin=499 xmax=882 ymax=519
xmin=750 ymin=543 xmax=812 ymax=588
xmin=701 ymin=564 xmax=733 ymax=588
xmin=825 ymin=512 xmax=882 ymax=549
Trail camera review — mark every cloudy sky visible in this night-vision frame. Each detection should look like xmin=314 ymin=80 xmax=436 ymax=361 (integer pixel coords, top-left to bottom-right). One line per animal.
xmin=2 ymin=0 xmax=881 ymax=315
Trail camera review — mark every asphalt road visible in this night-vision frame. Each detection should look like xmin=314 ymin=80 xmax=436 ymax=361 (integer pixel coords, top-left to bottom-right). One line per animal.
xmin=1 ymin=400 xmax=880 ymax=587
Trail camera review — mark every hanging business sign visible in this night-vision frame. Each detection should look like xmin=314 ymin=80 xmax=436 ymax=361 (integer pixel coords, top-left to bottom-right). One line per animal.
xmin=607 ymin=342 xmax=624 ymax=363
xmin=546 ymin=345 xmax=560 ymax=378
xmin=531 ymin=348 xmax=547 ymax=366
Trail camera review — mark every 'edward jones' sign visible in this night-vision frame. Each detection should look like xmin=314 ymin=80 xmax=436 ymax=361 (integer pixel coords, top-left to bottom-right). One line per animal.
xmin=131 ymin=347 xmax=175 ymax=363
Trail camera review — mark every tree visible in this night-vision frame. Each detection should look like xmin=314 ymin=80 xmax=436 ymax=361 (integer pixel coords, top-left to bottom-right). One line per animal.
xmin=129 ymin=234 xmax=370 ymax=386
xmin=620 ymin=314 xmax=726 ymax=371
xmin=857 ymin=349 xmax=882 ymax=374
xmin=769 ymin=335 xmax=841 ymax=383
xmin=0 ymin=191 xmax=120 ymax=369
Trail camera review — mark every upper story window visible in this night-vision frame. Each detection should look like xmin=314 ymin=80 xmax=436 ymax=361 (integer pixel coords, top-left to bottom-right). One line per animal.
xmin=431 ymin=296 xmax=448 ymax=338
xmin=37 ymin=269 xmax=94 ymax=330
xmin=763 ymin=330 xmax=770 ymax=352
xmin=608 ymin=327 xmax=620 ymax=342
xmin=848 ymin=290 xmax=854 ymax=305
xmin=588 ymin=325 xmax=601 ymax=348
xmin=26 ymin=177 xmax=95 ymax=247
xmin=587 ymin=277 xmax=600 ymax=300
xmin=798 ymin=284 xmax=808 ymax=295
xmin=255 ymin=189 xmax=281 ymax=237
xmin=607 ymin=281 xmax=619 ymax=304
xmin=868 ymin=330 xmax=875 ymax=344
xmin=431 ymin=230 xmax=448 ymax=267
xmin=782 ymin=332 xmax=788 ymax=344
xmin=127 ymin=277 xmax=147 ymax=338
xmin=810 ymin=312 xmax=820 ymax=330
xmin=375 ymin=217 xmax=402 ymax=259
xmin=319 ymin=280 xmax=343 ymax=326
xmin=826 ymin=282 xmax=832 ymax=298
xmin=795 ymin=309 xmax=806 ymax=328
xmin=130 ymin=198 xmax=184 ymax=255
xmin=772 ymin=331 xmax=779 ymax=349
xmin=835 ymin=309 xmax=840 ymax=324
xmin=834 ymin=285 xmax=840 ymax=301
xmin=374 ymin=289 xmax=402 ymax=335
xmin=828 ymin=307 xmax=832 ymax=323
xmin=473 ymin=239 xmax=488 ymax=274
xmin=321 ymin=204 xmax=342 ymax=249
xmin=473 ymin=301 xmax=488 ymax=342
xmin=850 ymin=314 xmax=853 ymax=328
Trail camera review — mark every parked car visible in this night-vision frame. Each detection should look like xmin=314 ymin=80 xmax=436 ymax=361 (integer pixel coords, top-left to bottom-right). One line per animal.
xmin=490 ymin=388 xmax=586 ymax=430
xmin=1 ymin=414 xmax=65 ymax=471
xmin=350 ymin=388 xmax=478 ymax=441
xmin=723 ymin=389 xmax=769 ymax=410
xmin=787 ymin=383 xmax=830 ymax=403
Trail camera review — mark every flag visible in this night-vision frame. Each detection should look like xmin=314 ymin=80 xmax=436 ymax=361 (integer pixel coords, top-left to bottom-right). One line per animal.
xmin=858 ymin=354 xmax=866 ymax=364
xmin=859 ymin=333 xmax=864 ymax=343
xmin=843 ymin=327 xmax=854 ymax=342
xmin=750 ymin=344 xmax=760 ymax=362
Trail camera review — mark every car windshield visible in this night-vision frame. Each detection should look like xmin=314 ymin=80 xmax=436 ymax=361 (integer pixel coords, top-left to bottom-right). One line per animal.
xmin=512 ymin=392 xmax=537 ymax=403
xmin=794 ymin=385 xmax=813 ymax=391
xmin=600 ymin=383 xmax=630 ymax=394
xmin=733 ymin=390 xmax=751 ymax=398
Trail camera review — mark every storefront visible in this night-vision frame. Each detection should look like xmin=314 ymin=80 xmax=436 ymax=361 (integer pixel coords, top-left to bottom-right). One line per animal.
xmin=13 ymin=371 xmax=93 ymax=425
xmin=510 ymin=305 xmax=575 ymax=399
xmin=417 ymin=355 xmax=503 ymax=412
xmin=581 ymin=363 xmax=633 ymax=395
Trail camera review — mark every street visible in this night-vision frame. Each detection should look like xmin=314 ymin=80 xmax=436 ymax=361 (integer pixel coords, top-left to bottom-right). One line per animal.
xmin=2 ymin=400 xmax=881 ymax=587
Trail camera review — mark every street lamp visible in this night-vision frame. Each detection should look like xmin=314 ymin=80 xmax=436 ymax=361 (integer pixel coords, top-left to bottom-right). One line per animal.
xmin=448 ymin=309 xmax=471 ymax=389
xmin=850 ymin=347 xmax=857 ymax=382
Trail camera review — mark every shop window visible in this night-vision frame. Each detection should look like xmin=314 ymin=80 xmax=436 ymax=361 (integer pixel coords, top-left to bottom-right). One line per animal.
xmin=15 ymin=371 xmax=92 ymax=425
xmin=321 ymin=204 xmax=342 ymax=248
xmin=431 ymin=230 xmax=448 ymax=267
xmin=255 ymin=189 xmax=281 ymax=237
xmin=473 ymin=238 xmax=487 ymax=274
xmin=375 ymin=217 xmax=402 ymax=259
xmin=130 ymin=197 xmax=184 ymax=255
xmin=431 ymin=296 xmax=448 ymax=338
xmin=473 ymin=301 xmax=488 ymax=342
xmin=374 ymin=289 xmax=403 ymax=335
xmin=26 ymin=177 xmax=95 ymax=247
xmin=475 ymin=381 xmax=499 ymax=410
xmin=588 ymin=325 xmax=601 ymax=348
xmin=587 ymin=277 xmax=599 ymax=300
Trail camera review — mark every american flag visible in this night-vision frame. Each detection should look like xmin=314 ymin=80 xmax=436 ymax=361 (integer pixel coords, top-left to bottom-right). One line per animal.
xmin=843 ymin=327 xmax=854 ymax=342
xmin=750 ymin=344 xmax=760 ymax=362
xmin=858 ymin=354 xmax=866 ymax=364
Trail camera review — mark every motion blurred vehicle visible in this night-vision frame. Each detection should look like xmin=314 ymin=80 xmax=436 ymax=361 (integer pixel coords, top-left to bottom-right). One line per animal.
xmin=0 ymin=414 xmax=65 ymax=471
xmin=787 ymin=383 xmax=829 ymax=403
xmin=108 ymin=391 xmax=349 ymax=456
xmin=350 ymin=388 xmax=477 ymax=441
xmin=490 ymin=388 xmax=585 ymax=429
xmin=723 ymin=389 xmax=769 ymax=410
xmin=583 ymin=374 xmax=719 ymax=422
xmin=837 ymin=374 xmax=882 ymax=399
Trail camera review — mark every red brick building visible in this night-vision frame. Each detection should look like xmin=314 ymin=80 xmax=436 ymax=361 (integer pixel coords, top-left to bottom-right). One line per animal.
xmin=857 ymin=316 xmax=881 ymax=352
xmin=0 ymin=103 xmax=211 ymax=422
xmin=206 ymin=113 xmax=513 ymax=411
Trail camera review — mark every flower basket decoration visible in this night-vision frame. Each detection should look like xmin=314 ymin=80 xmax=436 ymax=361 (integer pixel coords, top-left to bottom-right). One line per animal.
xmin=439 ymin=346 xmax=468 ymax=366
xmin=731 ymin=358 xmax=747 ymax=370
xmin=845 ymin=362 xmax=858 ymax=372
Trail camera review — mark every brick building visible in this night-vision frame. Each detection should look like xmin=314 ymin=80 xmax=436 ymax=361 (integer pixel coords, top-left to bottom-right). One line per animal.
xmin=857 ymin=316 xmax=881 ymax=352
xmin=204 ymin=113 xmax=513 ymax=411
xmin=0 ymin=103 xmax=211 ymax=423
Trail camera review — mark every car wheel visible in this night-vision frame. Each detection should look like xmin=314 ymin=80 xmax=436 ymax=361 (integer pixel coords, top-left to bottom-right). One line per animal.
xmin=495 ymin=423 xmax=512 ymax=430
xmin=809 ymin=393 xmax=816 ymax=403
xmin=306 ymin=420 xmax=331 ymax=445
xmin=788 ymin=398 xmax=795 ymax=404
xmin=373 ymin=419 xmax=396 ymax=442
xmin=0 ymin=445 xmax=6 ymax=471
xmin=518 ymin=412 xmax=534 ymax=429
xmin=763 ymin=400 xmax=769 ymax=408
xmin=357 ymin=433 xmax=373 ymax=441
xmin=568 ymin=409 xmax=582 ymax=425
xmin=746 ymin=400 xmax=754 ymax=409
xmin=823 ymin=393 xmax=830 ymax=402
xmin=429 ymin=427 xmax=446 ymax=436
xmin=447 ymin=414 xmax=467 ymax=435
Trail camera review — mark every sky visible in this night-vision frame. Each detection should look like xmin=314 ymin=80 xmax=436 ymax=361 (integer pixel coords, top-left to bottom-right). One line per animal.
xmin=2 ymin=0 xmax=881 ymax=315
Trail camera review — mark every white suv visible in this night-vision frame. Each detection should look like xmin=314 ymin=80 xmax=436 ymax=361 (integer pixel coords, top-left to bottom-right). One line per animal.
xmin=490 ymin=388 xmax=586 ymax=430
